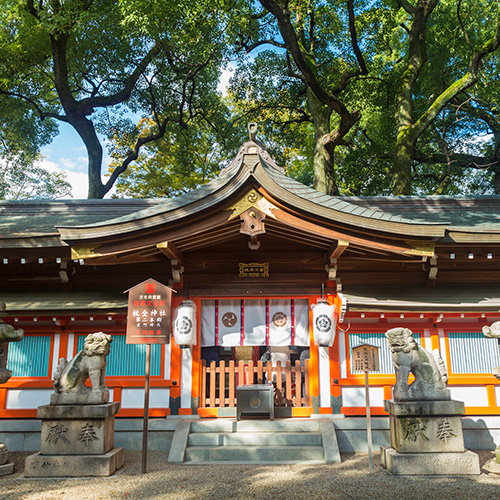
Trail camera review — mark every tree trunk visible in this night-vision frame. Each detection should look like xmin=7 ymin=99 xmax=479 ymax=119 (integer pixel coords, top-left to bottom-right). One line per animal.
xmin=307 ymin=88 xmax=338 ymax=195
xmin=393 ymin=132 xmax=415 ymax=195
xmin=71 ymin=115 xmax=106 ymax=199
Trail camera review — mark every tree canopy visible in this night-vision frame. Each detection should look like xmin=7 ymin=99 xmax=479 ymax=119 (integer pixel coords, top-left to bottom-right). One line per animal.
xmin=0 ymin=0 xmax=499 ymax=199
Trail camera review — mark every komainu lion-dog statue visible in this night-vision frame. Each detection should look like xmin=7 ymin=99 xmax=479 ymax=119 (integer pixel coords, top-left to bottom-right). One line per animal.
xmin=385 ymin=327 xmax=450 ymax=401
xmin=51 ymin=332 xmax=113 ymax=405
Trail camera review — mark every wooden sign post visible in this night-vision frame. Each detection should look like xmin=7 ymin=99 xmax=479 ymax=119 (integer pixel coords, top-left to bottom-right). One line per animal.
xmin=352 ymin=343 xmax=380 ymax=473
xmin=124 ymin=279 xmax=174 ymax=474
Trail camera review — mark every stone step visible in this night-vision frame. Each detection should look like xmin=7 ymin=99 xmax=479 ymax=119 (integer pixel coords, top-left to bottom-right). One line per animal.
xmin=190 ymin=419 xmax=320 ymax=434
xmin=185 ymin=445 xmax=325 ymax=463
xmin=188 ymin=431 xmax=322 ymax=447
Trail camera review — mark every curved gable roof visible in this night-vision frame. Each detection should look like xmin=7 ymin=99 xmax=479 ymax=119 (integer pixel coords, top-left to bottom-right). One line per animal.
xmin=1 ymin=140 xmax=499 ymax=246
xmin=57 ymin=141 xmax=454 ymax=243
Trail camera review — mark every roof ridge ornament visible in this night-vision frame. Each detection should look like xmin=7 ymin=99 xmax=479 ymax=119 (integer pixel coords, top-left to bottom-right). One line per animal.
xmin=248 ymin=122 xmax=258 ymax=141
xmin=227 ymin=189 xmax=277 ymax=221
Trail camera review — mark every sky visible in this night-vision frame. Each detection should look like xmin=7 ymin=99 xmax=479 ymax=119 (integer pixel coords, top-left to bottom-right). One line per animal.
xmin=38 ymin=67 xmax=235 ymax=199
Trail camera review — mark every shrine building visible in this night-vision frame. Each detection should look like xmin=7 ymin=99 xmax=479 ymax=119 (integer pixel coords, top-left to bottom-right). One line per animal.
xmin=1 ymin=133 xmax=500 ymax=427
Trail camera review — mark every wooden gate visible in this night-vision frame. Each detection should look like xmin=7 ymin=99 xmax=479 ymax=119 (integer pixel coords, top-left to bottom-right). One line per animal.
xmin=201 ymin=359 xmax=310 ymax=408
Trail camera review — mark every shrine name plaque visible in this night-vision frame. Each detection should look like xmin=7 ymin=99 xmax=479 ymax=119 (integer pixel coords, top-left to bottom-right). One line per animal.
xmin=239 ymin=262 xmax=269 ymax=278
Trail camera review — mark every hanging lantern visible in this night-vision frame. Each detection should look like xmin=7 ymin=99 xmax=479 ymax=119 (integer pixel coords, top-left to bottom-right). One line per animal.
xmin=173 ymin=300 xmax=197 ymax=347
xmin=311 ymin=299 xmax=337 ymax=347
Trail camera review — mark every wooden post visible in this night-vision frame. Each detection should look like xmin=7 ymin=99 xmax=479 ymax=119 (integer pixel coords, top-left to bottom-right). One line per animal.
xmin=352 ymin=342 xmax=379 ymax=473
xmin=142 ymin=343 xmax=151 ymax=474
xmin=364 ymin=369 xmax=373 ymax=474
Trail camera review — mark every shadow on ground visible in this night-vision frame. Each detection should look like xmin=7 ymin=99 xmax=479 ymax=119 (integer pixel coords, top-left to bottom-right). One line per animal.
xmin=1 ymin=450 xmax=499 ymax=500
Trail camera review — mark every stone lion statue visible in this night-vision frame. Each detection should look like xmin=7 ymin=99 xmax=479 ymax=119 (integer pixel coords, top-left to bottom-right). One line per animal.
xmin=385 ymin=327 xmax=450 ymax=401
xmin=51 ymin=332 xmax=113 ymax=405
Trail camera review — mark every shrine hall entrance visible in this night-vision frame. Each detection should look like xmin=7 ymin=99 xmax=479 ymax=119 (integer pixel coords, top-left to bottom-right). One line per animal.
xmin=198 ymin=298 xmax=312 ymax=410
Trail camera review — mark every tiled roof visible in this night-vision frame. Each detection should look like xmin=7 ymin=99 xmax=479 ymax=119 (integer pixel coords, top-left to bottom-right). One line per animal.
xmin=1 ymin=141 xmax=499 ymax=240
xmin=336 ymin=196 xmax=500 ymax=231
xmin=263 ymin=162 xmax=448 ymax=226
xmin=0 ymin=199 xmax=164 ymax=237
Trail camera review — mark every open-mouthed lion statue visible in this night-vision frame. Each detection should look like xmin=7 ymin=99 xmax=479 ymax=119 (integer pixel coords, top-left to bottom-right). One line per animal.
xmin=385 ymin=327 xmax=450 ymax=401
xmin=51 ymin=332 xmax=113 ymax=405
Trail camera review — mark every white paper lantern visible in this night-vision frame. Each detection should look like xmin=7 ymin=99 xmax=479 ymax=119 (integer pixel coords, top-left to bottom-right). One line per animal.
xmin=173 ymin=300 xmax=197 ymax=346
xmin=311 ymin=300 xmax=337 ymax=346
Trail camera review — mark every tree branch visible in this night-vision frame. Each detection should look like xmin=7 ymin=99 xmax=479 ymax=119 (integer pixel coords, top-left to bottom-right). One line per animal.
xmin=258 ymin=0 xmax=344 ymax=111
xmin=104 ymin=117 xmax=170 ymax=194
xmin=0 ymin=89 xmax=68 ymax=123
xmin=397 ymin=0 xmax=416 ymax=15
xmin=78 ymin=43 xmax=164 ymax=112
xmin=411 ymin=14 xmax=500 ymax=139
xmin=241 ymin=39 xmax=286 ymax=53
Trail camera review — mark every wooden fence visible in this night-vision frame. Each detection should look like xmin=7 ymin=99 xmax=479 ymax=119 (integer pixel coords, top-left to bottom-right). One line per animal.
xmin=201 ymin=359 xmax=310 ymax=408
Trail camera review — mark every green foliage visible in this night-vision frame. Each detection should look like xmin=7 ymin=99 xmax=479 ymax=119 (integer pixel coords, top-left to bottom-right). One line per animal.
xmin=0 ymin=91 xmax=70 ymax=199
xmin=0 ymin=0 xmax=250 ymax=198
xmin=0 ymin=0 xmax=499 ymax=198
xmin=110 ymin=103 xmax=243 ymax=198
xmin=0 ymin=151 xmax=72 ymax=199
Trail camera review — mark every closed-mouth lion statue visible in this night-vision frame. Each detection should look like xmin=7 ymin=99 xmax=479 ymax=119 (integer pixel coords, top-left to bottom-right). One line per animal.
xmin=385 ymin=327 xmax=450 ymax=401
xmin=51 ymin=332 xmax=113 ymax=405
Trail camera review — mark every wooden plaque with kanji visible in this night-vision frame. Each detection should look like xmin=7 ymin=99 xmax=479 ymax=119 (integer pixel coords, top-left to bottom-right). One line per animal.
xmin=125 ymin=279 xmax=173 ymax=344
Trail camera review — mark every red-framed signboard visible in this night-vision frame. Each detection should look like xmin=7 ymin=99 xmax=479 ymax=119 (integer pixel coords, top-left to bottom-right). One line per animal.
xmin=125 ymin=278 xmax=173 ymax=345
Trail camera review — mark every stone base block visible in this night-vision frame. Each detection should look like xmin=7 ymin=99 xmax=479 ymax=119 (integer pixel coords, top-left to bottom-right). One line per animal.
xmin=381 ymin=446 xmax=480 ymax=475
xmin=0 ymin=462 xmax=14 ymax=476
xmin=40 ymin=416 xmax=115 ymax=455
xmin=390 ymin=414 xmax=464 ymax=453
xmin=38 ymin=402 xmax=119 ymax=420
xmin=50 ymin=392 xmax=109 ymax=406
xmin=385 ymin=399 xmax=465 ymax=416
xmin=37 ymin=403 xmax=120 ymax=455
xmin=24 ymin=447 xmax=125 ymax=477
xmin=484 ymin=458 xmax=500 ymax=474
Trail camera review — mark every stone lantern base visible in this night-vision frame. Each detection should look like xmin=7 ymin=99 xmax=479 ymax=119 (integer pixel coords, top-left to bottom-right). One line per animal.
xmin=25 ymin=402 xmax=124 ymax=477
xmin=381 ymin=399 xmax=480 ymax=475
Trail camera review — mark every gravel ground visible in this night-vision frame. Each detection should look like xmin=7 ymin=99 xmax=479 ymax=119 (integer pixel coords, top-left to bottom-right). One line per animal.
xmin=1 ymin=450 xmax=499 ymax=500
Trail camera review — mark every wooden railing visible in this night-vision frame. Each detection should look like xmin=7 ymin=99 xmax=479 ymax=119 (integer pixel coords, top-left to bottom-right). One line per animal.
xmin=201 ymin=359 xmax=310 ymax=408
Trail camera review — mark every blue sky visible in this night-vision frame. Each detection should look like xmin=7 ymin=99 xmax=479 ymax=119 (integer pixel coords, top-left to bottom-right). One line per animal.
xmin=40 ymin=124 xmax=98 ymax=199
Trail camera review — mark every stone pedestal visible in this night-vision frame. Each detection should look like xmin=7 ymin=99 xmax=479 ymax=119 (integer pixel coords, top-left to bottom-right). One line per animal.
xmin=483 ymin=445 xmax=500 ymax=474
xmin=381 ymin=399 xmax=480 ymax=475
xmin=0 ymin=443 xmax=14 ymax=476
xmin=25 ymin=402 xmax=124 ymax=477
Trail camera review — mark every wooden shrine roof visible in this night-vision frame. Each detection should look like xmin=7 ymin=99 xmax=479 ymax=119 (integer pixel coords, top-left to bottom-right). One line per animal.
xmin=0 ymin=199 xmax=163 ymax=237
xmin=1 ymin=140 xmax=500 ymax=248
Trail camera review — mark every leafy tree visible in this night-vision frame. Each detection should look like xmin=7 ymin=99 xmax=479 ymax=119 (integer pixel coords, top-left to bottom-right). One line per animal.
xmin=0 ymin=153 xmax=72 ymax=199
xmin=231 ymin=0 xmax=500 ymax=196
xmin=391 ymin=0 xmax=500 ymax=194
xmin=110 ymin=101 xmax=244 ymax=198
xmin=0 ymin=0 xmax=242 ymax=198
xmin=234 ymin=0 xmax=376 ymax=195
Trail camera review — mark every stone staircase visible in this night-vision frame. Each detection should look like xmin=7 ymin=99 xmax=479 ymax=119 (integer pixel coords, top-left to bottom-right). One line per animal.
xmin=168 ymin=419 xmax=341 ymax=465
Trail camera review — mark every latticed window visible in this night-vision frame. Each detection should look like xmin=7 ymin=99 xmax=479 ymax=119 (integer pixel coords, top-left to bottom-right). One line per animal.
xmin=447 ymin=332 xmax=500 ymax=374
